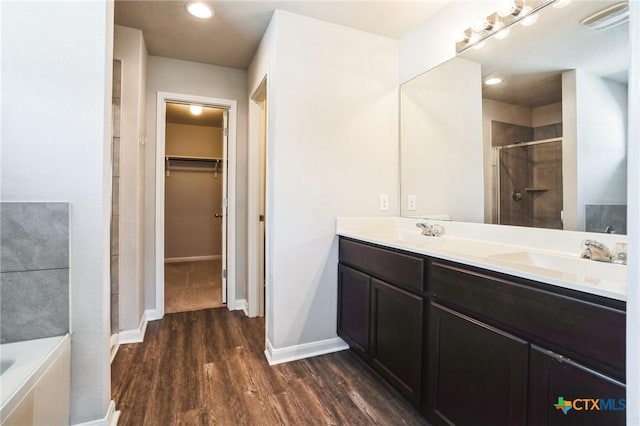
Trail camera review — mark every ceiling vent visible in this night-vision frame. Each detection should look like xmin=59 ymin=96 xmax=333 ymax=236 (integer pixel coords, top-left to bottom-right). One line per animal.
xmin=581 ymin=2 xmax=629 ymax=30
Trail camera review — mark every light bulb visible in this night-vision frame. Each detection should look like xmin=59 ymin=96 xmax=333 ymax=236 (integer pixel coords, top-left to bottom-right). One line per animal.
xmin=190 ymin=105 xmax=203 ymax=115
xmin=484 ymin=77 xmax=503 ymax=85
xmin=186 ymin=2 xmax=214 ymax=19
xmin=498 ymin=0 xmax=521 ymax=17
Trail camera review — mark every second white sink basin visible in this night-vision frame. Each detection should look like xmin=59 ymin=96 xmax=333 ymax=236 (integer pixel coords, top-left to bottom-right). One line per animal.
xmin=490 ymin=251 xmax=627 ymax=284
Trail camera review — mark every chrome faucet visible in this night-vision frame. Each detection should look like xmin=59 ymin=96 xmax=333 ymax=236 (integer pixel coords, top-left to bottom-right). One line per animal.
xmin=581 ymin=240 xmax=612 ymax=262
xmin=580 ymin=240 xmax=627 ymax=265
xmin=416 ymin=222 xmax=445 ymax=237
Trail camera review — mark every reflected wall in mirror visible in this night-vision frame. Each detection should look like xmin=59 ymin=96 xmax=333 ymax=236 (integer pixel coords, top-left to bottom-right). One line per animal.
xmin=400 ymin=0 xmax=629 ymax=234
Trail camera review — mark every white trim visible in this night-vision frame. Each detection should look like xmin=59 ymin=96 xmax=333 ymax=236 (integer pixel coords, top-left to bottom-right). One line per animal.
xmin=109 ymin=333 xmax=119 ymax=364
xmin=234 ymin=298 xmax=248 ymax=316
xmin=164 ymin=255 xmax=221 ymax=263
xmin=144 ymin=308 xmax=162 ymax=322
xmin=264 ymin=337 xmax=349 ymax=366
xmin=155 ymin=91 xmax=237 ymax=320
xmin=248 ymin=79 xmax=268 ymax=318
xmin=627 ymin=1 xmax=639 ymax=423
xmin=71 ymin=400 xmax=120 ymax=426
xmin=118 ymin=311 xmax=149 ymax=344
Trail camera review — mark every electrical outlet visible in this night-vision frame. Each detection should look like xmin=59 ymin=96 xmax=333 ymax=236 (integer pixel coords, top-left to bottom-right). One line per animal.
xmin=408 ymin=195 xmax=417 ymax=211
xmin=379 ymin=194 xmax=389 ymax=211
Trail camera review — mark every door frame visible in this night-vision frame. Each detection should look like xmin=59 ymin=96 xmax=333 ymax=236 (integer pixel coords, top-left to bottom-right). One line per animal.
xmin=155 ymin=91 xmax=238 ymax=318
xmin=248 ymin=78 xmax=268 ymax=318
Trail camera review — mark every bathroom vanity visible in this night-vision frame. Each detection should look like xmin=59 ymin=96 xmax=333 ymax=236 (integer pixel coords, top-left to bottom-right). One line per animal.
xmin=336 ymin=219 xmax=626 ymax=426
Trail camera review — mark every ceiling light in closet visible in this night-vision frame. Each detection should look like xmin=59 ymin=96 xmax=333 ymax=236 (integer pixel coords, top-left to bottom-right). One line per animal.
xmin=186 ymin=2 xmax=214 ymax=19
xmin=484 ymin=77 xmax=503 ymax=86
xmin=190 ymin=105 xmax=203 ymax=115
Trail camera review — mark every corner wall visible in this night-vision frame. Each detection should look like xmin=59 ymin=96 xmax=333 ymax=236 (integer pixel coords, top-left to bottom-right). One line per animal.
xmin=249 ymin=11 xmax=399 ymax=354
xmin=0 ymin=1 xmax=113 ymax=423
xmin=114 ymin=24 xmax=147 ymax=334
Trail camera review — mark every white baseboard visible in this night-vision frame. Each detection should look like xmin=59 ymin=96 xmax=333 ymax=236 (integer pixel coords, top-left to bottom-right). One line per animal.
xmin=233 ymin=298 xmax=248 ymax=315
xmin=164 ymin=255 xmax=221 ymax=263
xmin=72 ymin=400 xmax=120 ymax=426
xmin=118 ymin=311 xmax=149 ymax=345
xmin=109 ymin=333 xmax=119 ymax=364
xmin=144 ymin=308 xmax=162 ymax=322
xmin=264 ymin=337 xmax=349 ymax=365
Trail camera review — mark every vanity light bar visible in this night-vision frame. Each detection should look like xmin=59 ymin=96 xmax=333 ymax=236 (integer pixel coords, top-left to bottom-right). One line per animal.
xmin=456 ymin=0 xmax=559 ymax=53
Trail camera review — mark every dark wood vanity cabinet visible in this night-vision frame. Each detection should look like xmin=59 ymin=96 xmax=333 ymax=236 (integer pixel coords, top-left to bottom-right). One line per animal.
xmin=337 ymin=238 xmax=425 ymax=406
xmin=337 ymin=237 xmax=626 ymax=425
xmin=337 ymin=264 xmax=371 ymax=359
xmin=370 ymin=278 xmax=423 ymax=404
xmin=528 ymin=345 xmax=626 ymax=426
xmin=427 ymin=302 xmax=528 ymax=426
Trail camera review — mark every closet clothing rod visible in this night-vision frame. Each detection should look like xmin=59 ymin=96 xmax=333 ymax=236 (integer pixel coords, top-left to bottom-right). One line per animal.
xmin=165 ymin=155 xmax=222 ymax=162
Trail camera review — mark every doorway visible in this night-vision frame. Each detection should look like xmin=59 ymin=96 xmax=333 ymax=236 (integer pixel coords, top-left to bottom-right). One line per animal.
xmin=248 ymin=79 xmax=267 ymax=318
xmin=163 ymin=102 xmax=227 ymax=313
xmin=155 ymin=92 xmax=238 ymax=318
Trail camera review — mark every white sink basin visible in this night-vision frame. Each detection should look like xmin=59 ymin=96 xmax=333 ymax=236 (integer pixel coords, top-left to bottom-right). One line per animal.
xmin=490 ymin=251 xmax=627 ymax=284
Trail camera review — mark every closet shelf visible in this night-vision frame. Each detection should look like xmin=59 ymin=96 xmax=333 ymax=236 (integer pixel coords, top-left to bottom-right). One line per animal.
xmin=165 ymin=155 xmax=222 ymax=162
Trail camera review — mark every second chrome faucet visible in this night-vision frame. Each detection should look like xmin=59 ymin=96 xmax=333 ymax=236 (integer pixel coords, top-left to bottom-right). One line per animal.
xmin=416 ymin=222 xmax=445 ymax=237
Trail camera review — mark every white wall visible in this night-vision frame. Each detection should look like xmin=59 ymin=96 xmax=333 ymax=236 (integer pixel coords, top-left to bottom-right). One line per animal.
xmin=145 ymin=57 xmax=248 ymax=306
xmin=563 ymin=70 xmax=628 ymax=231
xmin=401 ymin=57 xmax=484 ymax=221
xmin=532 ymin=102 xmax=562 ymax=127
xmin=0 ymin=1 xmax=113 ymax=424
xmin=248 ymin=11 xmax=399 ymax=351
xmin=114 ymin=25 xmax=147 ymax=334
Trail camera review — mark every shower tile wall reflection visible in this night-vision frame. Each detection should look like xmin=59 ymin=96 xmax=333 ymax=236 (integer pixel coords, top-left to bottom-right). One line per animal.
xmin=585 ymin=204 xmax=627 ymax=235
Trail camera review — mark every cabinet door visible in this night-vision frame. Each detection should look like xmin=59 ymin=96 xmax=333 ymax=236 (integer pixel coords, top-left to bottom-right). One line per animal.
xmin=428 ymin=302 xmax=528 ymax=426
xmin=370 ymin=278 xmax=423 ymax=406
xmin=528 ymin=345 xmax=625 ymax=426
xmin=337 ymin=264 xmax=371 ymax=359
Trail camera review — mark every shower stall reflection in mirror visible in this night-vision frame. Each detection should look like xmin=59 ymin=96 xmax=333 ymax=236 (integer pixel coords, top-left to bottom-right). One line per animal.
xmin=494 ymin=137 xmax=563 ymax=230
xmin=155 ymin=92 xmax=237 ymax=319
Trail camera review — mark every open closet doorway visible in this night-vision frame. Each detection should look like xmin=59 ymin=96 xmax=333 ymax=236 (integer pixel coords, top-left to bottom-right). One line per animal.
xmin=155 ymin=93 xmax=238 ymax=318
xmin=163 ymin=102 xmax=227 ymax=313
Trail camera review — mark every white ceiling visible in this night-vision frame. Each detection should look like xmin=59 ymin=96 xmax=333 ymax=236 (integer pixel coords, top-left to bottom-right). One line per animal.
xmin=114 ymin=0 xmax=447 ymax=69
xmin=458 ymin=0 xmax=629 ymax=108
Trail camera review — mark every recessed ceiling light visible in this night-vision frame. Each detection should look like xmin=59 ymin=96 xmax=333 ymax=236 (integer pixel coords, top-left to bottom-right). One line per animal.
xmin=484 ymin=77 xmax=503 ymax=86
xmin=186 ymin=2 xmax=214 ymax=19
xmin=190 ymin=105 xmax=203 ymax=115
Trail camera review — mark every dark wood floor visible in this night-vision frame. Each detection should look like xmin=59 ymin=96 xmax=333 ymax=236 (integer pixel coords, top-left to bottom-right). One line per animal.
xmin=112 ymin=308 xmax=428 ymax=425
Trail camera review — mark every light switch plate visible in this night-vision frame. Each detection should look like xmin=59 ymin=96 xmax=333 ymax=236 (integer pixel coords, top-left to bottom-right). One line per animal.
xmin=408 ymin=195 xmax=417 ymax=211
xmin=379 ymin=194 xmax=389 ymax=211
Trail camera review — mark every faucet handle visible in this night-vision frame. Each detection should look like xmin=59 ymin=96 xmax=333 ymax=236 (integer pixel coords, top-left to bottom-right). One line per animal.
xmin=431 ymin=224 xmax=445 ymax=237
xmin=581 ymin=239 xmax=608 ymax=250
xmin=612 ymin=242 xmax=627 ymax=265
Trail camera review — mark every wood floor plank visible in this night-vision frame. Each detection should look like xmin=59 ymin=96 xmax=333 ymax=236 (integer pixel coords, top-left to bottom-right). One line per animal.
xmin=112 ymin=308 xmax=428 ymax=425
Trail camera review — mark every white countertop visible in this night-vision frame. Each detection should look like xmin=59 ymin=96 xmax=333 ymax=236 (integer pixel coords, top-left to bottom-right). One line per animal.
xmin=336 ymin=217 xmax=627 ymax=302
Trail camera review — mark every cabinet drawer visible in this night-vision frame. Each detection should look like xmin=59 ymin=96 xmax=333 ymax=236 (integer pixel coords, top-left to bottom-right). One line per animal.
xmin=339 ymin=238 xmax=425 ymax=293
xmin=430 ymin=260 xmax=625 ymax=379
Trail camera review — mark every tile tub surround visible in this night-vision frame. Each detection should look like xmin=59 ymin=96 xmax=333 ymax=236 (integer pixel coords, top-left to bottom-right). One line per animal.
xmin=0 ymin=202 xmax=70 ymax=343
xmin=336 ymin=217 xmax=628 ymax=301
